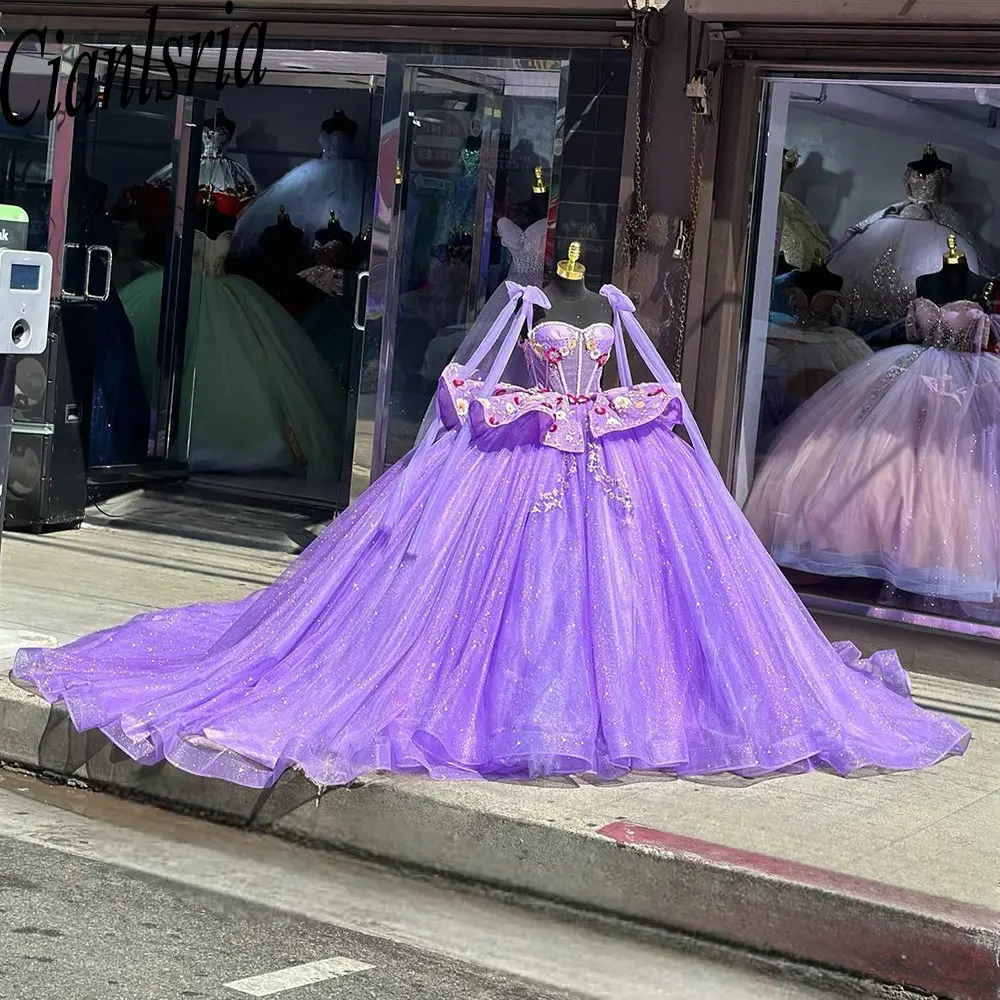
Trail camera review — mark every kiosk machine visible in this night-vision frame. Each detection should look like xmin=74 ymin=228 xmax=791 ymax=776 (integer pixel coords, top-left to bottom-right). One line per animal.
xmin=0 ymin=205 xmax=54 ymax=551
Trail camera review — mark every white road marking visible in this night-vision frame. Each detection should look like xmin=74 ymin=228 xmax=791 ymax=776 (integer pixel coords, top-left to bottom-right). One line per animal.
xmin=224 ymin=957 xmax=374 ymax=996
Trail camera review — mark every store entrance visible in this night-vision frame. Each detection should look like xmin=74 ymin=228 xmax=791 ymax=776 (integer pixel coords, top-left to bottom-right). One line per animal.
xmin=60 ymin=46 xmax=385 ymax=510
xmin=353 ymin=59 xmax=566 ymax=499
xmin=55 ymin=44 xmax=567 ymax=518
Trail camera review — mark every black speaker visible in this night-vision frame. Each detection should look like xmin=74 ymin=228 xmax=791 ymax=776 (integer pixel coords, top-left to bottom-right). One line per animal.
xmin=4 ymin=302 xmax=87 ymax=532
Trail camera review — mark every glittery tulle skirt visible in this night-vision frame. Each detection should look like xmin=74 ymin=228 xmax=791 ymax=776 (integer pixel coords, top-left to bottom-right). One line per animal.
xmin=11 ymin=418 xmax=969 ymax=787
xmin=746 ymin=345 xmax=1000 ymax=602
xmin=827 ymin=216 xmax=985 ymax=327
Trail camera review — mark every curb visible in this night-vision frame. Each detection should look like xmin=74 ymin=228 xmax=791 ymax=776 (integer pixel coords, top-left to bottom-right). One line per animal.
xmin=3 ymin=683 xmax=998 ymax=1000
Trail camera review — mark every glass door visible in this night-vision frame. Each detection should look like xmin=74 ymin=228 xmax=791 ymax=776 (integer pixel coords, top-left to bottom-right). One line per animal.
xmin=57 ymin=42 xmax=191 ymax=490
xmin=60 ymin=43 xmax=386 ymax=510
xmin=351 ymin=62 xmax=504 ymax=500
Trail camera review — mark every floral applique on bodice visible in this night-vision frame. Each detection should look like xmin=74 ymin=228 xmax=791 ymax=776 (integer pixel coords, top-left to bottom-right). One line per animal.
xmin=437 ymin=319 xmax=681 ymax=455
xmin=522 ymin=321 xmax=614 ymax=394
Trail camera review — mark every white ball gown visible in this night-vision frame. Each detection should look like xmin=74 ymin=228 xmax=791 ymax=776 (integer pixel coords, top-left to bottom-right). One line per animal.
xmin=746 ymin=297 xmax=1000 ymax=603
xmin=759 ymin=285 xmax=873 ymax=450
xmin=827 ymin=164 xmax=987 ymax=330
xmin=765 ymin=285 xmax=873 ymax=403
xmin=229 ymin=127 xmax=369 ymax=261
xmin=120 ymin=230 xmax=346 ymax=477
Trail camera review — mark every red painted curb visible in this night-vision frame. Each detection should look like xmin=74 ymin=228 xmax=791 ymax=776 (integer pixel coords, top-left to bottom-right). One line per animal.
xmin=599 ymin=821 xmax=1000 ymax=1000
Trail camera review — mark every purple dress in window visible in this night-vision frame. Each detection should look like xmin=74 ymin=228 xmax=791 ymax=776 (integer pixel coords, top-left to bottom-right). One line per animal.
xmin=10 ymin=284 xmax=969 ymax=788
xmin=747 ymin=297 xmax=1000 ymax=603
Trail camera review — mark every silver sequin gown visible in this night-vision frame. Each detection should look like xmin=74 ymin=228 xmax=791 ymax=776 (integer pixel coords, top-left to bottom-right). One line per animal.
xmin=827 ymin=166 xmax=988 ymax=330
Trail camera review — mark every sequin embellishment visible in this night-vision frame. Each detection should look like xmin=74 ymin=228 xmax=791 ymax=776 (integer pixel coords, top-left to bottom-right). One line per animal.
xmin=857 ymin=348 xmax=923 ymax=419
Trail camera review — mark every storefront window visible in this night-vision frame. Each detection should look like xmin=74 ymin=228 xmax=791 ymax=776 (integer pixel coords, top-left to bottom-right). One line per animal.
xmin=740 ymin=78 xmax=1000 ymax=627
xmin=40 ymin=39 xmax=605 ymax=517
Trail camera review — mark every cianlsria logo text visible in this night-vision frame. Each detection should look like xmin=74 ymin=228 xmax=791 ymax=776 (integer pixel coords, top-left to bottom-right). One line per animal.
xmin=1 ymin=3 xmax=268 ymax=127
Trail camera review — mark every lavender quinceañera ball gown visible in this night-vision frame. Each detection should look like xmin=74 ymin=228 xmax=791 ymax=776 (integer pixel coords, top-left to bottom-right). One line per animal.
xmin=747 ymin=298 xmax=1000 ymax=602
xmin=11 ymin=284 xmax=969 ymax=787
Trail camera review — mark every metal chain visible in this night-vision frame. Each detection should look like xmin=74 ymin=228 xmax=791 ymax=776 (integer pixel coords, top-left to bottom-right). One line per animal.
xmin=624 ymin=10 xmax=655 ymax=270
xmin=671 ymin=104 xmax=707 ymax=380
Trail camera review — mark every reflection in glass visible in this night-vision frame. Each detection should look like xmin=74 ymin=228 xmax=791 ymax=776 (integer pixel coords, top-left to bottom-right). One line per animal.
xmin=379 ymin=68 xmax=564 ymax=471
xmin=741 ymin=79 xmax=1000 ymax=626
xmin=122 ymin=102 xmax=353 ymax=485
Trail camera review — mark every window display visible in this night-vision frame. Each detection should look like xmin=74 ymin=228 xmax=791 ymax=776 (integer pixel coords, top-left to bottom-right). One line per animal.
xmin=741 ymin=79 xmax=1000 ymax=628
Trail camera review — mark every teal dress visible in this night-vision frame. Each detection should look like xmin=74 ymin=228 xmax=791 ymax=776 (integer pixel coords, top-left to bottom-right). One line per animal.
xmin=120 ymin=230 xmax=346 ymax=478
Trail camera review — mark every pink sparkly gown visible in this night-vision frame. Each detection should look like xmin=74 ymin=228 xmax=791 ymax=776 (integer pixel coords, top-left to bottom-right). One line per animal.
xmin=747 ymin=298 xmax=1000 ymax=602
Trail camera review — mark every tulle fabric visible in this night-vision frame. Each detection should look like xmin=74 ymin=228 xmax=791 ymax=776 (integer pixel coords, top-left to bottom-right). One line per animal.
xmin=12 ymin=415 xmax=969 ymax=787
xmin=764 ymin=324 xmax=873 ymax=401
xmin=11 ymin=283 xmax=971 ymax=788
xmin=121 ymin=269 xmax=345 ymax=477
xmin=746 ymin=343 xmax=1000 ymax=602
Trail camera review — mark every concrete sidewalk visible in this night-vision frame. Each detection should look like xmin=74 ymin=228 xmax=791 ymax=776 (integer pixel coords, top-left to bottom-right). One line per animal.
xmin=0 ymin=491 xmax=998 ymax=1000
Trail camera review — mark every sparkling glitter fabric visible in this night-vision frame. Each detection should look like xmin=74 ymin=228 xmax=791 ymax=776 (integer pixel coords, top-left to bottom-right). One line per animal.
xmin=827 ymin=167 xmax=987 ymax=328
xmin=11 ymin=285 xmax=970 ymax=788
xmin=747 ymin=298 xmax=1000 ymax=603
xmin=778 ymin=192 xmax=830 ymax=271
xmin=497 ymin=217 xmax=548 ymax=287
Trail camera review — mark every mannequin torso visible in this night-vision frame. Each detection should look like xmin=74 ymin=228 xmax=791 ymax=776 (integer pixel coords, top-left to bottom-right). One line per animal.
xmin=535 ymin=273 xmax=613 ymax=329
xmin=915 ymin=258 xmax=989 ymax=306
xmin=790 ymin=261 xmax=843 ymax=299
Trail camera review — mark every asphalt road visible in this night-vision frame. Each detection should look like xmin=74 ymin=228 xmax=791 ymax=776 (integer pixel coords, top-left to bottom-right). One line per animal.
xmin=0 ymin=770 xmax=901 ymax=1000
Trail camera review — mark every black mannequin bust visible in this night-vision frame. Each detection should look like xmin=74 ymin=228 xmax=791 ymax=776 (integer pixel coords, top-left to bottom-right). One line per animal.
xmin=258 ymin=205 xmax=310 ymax=273
xmin=790 ymin=258 xmax=843 ymax=299
xmin=322 ymin=110 xmax=359 ymax=142
xmin=523 ymin=165 xmax=550 ymax=226
xmin=537 ymin=242 xmax=612 ymax=328
xmin=315 ymin=209 xmax=352 ymax=248
xmin=915 ymin=235 xmax=988 ymax=304
xmin=908 ymin=143 xmax=952 ymax=177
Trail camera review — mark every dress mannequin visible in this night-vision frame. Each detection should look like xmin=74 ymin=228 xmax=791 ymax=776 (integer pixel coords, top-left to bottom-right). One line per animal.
xmin=790 ymin=257 xmax=844 ymax=299
xmin=536 ymin=242 xmax=613 ymax=328
xmin=909 ymin=144 xmax=951 ymax=177
xmin=915 ymin=234 xmax=990 ymax=305
xmin=827 ymin=144 xmax=988 ymax=329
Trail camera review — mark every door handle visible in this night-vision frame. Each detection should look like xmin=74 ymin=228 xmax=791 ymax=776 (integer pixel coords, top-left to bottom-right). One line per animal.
xmin=84 ymin=245 xmax=113 ymax=302
xmin=354 ymin=270 xmax=370 ymax=332
xmin=59 ymin=243 xmax=113 ymax=303
xmin=60 ymin=242 xmax=85 ymax=302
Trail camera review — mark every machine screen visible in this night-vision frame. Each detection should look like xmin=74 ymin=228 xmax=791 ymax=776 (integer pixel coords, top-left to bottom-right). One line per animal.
xmin=10 ymin=262 xmax=40 ymax=291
